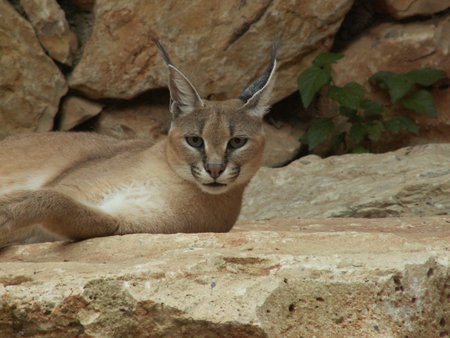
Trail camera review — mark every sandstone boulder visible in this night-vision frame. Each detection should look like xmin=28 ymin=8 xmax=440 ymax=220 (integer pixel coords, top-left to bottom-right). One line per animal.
xmin=327 ymin=15 xmax=450 ymax=149
xmin=0 ymin=218 xmax=448 ymax=337
xmin=377 ymin=0 xmax=450 ymax=19
xmin=241 ymin=143 xmax=450 ymax=220
xmin=0 ymin=0 xmax=67 ymax=139
xmin=95 ymin=93 xmax=171 ymax=143
xmin=20 ymin=0 xmax=79 ymax=66
xmin=59 ymin=95 xmax=104 ymax=131
xmin=69 ymin=0 xmax=354 ymax=101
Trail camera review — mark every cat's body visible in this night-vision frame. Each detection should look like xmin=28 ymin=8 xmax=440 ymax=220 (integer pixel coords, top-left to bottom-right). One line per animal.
xmin=0 ymin=42 xmax=277 ymax=247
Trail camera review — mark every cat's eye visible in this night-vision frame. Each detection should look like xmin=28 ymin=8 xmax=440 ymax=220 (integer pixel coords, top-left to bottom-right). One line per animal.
xmin=228 ymin=137 xmax=248 ymax=149
xmin=185 ymin=136 xmax=204 ymax=148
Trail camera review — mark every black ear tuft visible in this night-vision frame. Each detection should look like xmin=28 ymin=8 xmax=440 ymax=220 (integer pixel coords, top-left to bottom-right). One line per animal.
xmin=239 ymin=41 xmax=278 ymax=103
xmin=154 ymin=40 xmax=204 ymax=117
xmin=239 ymin=41 xmax=278 ymax=117
xmin=154 ymin=39 xmax=173 ymax=66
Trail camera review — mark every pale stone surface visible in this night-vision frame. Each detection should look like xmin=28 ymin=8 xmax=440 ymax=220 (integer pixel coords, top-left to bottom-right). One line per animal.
xmin=59 ymin=95 xmax=103 ymax=131
xmin=378 ymin=0 xmax=450 ymax=19
xmin=95 ymin=98 xmax=170 ymax=143
xmin=20 ymin=0 xmax=78 ymax=65
xmin=241 ymin=144 xmax=450 ymax=220
xmin=69 ymin=0 xmax=353 ymax=100
xmin=327 ymin=15 xmax=450 ymax=150
xmin=0 ymin=0 xmax=67 ymax=139
xmin=262 ymin=122 xmax=303 ymax=167
xmin=0 ymin=218 xmax=448 ymax=337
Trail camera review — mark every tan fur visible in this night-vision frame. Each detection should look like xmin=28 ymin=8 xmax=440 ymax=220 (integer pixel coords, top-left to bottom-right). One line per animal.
xmin=0 ymin=43 xmax=276 ymax=247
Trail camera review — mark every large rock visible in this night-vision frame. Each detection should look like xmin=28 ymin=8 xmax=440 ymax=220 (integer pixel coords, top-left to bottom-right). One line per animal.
xmin=59 ymin=95 xmax=104 ymax=131
xmin=377 ymin=0 xmax=450 ymax=19
xmin=241 ymin=143 xmax=450 ymax=220
xmin=69 ymin=0 xmax=354 ymax=100
xmin=327 ymin=15 xmax=450 ymax=150
xmin=0 ymin=218 xmax=448 ymax=337
xmin=0 ymin=0 xmax=67 ymax=139
xmin=95 ymin=93 xmax=171 ymax=143
xmin=20 ymin=0 xmax=79 ymax=66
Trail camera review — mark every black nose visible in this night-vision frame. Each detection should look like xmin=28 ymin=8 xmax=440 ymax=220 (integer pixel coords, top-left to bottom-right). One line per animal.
xmin=205 ymin=163 xmax=225 ymax=179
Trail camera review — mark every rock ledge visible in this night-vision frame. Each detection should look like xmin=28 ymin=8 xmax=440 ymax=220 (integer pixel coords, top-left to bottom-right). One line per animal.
xmin=0 ymin=217 xmax=448 ymax=337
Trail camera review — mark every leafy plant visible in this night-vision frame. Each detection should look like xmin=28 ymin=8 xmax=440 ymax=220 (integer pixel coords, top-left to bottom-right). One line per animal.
xmin=298 ymin=52 xmax=445 ymax=153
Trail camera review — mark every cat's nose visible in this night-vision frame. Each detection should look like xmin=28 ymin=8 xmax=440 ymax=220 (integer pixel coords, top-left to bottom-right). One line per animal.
xmin=205 ymin=163 xmax=225 ymax=179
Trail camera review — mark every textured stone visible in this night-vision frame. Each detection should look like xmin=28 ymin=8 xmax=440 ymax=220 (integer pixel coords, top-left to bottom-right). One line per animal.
xmin=377 ymin=0 xmax=450 ymax=19
xmin=69 ymin=0 xmax=353 ymax=100
xmin=0 ymin=0 xmax=67 ymax=139
xmin=328 ymin=15 xmax=450 ymax=149
xmin=262 ymin=122 xmax=302 ymax=167
xmin=20 ymin=0 xmax=78 ymax=65
xmin=95 ymin=95 xmax=171 ymax=143
xmin=0 ymin=218 xmax=448 ymax=337
xmin=241 ymin=144 xmax=450 ymax=220
xmin=59 ymin=95 xmax=103 ymax=131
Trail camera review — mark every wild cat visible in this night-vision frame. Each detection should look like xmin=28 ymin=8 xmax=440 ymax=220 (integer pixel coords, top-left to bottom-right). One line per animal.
xmin=0 ymin=41 xmax=277 ymax=247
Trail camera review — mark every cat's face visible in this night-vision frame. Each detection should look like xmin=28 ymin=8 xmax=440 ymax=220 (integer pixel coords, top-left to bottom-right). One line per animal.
xmin=166 ymin=99 xmax=265 ymax=194
xmin=156 ymin=40 xmax=276 ymax=194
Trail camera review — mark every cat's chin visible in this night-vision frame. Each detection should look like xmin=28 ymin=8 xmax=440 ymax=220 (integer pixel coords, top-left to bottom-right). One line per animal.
xmin=199 ymin=182 xmax=230 ymax=194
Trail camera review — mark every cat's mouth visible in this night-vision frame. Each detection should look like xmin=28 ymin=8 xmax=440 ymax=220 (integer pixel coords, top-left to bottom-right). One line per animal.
xmin=203 ymin=182 xmax=227 ymax=188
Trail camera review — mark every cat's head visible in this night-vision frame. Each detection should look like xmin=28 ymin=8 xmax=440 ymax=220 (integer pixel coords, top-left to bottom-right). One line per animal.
xmin=157 ymin=41 xmax=277 ymax=194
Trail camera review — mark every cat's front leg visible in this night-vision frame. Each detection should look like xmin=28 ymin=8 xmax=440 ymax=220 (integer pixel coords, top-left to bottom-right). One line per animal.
xmin=0 ymin=189 xmax=120 ymax=247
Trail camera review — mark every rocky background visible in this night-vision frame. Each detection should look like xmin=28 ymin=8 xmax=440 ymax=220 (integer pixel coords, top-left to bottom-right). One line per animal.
xmin=1 ymin=1 xmax=450 ymax=337
xmin=1 ymin=0 xmax=450 ymax=167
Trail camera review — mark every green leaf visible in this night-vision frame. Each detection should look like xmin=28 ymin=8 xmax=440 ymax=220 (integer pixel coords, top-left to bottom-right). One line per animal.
xmin=351 ymin=145 xmax=369 ymax=153
xmin=369 ymin=71 xmax=395 ymax=90
xmin=339 ymin=106 xmax=358 ymax=120
xmin=361 ymin=99 xmax=384 ymax=118
xmin=401 ymin=90 xmax=437 ymax=117
xmin=313 ymin=52 xmax=344 ymax=67
xmin=298 ymin=65 xmax=331 ymax=108
xmin=330 ymin=132 xmax=346 ymax=153
xmin=348 ymin=122 xmax=368 ymax=144
xmin=328 ymin=82 xmax=365 ymax=110
xmin=367 ymin=121 xmax=385 ymax=141
xmin=384 ymin=116 xmax=419 ymax=134
xmin=370 ymin=71 xmax=415 ymax=103
xmin=301 ymin=118 xmax=335 ymax=150
xmin=386 ymin=74 xmax=415 ymax=103
xmin=406 ymin=68 xmax=446 ymax=86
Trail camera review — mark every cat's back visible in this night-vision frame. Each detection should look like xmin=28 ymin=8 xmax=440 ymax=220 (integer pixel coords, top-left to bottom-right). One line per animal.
xmin=0 ymin=132 xmax=154 ymax=195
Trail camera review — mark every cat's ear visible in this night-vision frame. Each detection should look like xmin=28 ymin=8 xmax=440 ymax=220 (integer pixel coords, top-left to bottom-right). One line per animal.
xmin=239 ymin=42 xmax=278 ymax=118
xmin=155 ymin=40 xmax=204 ymax=118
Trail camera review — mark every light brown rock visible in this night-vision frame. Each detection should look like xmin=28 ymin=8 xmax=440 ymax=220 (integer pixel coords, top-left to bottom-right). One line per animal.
xmin=0 ymin=0 xmax=67 ymax=139
xmin=329 ymin=15 xmax=450 ymax=149
xmin=241 ymin=143 xmax=450 ymax=220
xmin=377 ymin=0 xmax=450 ymax=19
xmin=95 ymin=94 xmax=170 ymax=143
xmin=262 ymin=122 xmax=303 ymax=167
xmin=0 ymin=217 xmax=448 ymax=337
xmin=69 ymin=0 xmax=353 ymax=100
xmin=59 ymin=95 xmax=103 ymax=131
xmin=20 ymin=0 xmax=79 ymax=66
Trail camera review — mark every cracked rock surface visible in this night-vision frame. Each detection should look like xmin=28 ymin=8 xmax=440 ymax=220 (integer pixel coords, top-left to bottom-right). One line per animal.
xmin=0 ymin=218 xmax=448 ymax=337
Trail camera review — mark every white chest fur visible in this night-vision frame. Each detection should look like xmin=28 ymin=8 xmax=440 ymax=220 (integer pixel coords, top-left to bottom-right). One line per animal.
xmin=96 ymin=184 xmax=165 ymax=216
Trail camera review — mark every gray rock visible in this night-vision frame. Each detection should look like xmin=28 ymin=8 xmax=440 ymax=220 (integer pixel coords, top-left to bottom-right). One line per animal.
xmin=241 ymin=144 xmax=450 ymax=220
